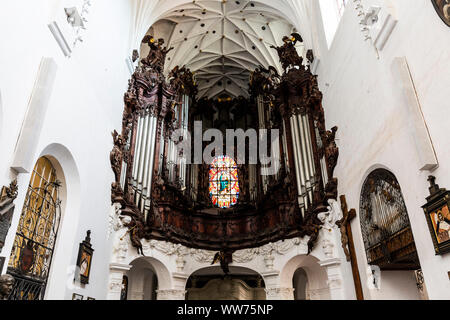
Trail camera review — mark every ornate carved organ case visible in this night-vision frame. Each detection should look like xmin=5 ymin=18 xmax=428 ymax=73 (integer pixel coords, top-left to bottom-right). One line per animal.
xmin=111 ymin=37 xmax=339 ymax=258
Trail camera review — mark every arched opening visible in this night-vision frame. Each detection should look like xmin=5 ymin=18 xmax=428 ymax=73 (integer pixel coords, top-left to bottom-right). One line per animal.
xmin=6 ymin=157 xmax=62 ymax=300
xmin=126 ymin=257 xmax=171 ymax=300
xmin=281 ymin=255 xmax=330 ymax=300
xmin=359 ymin=169 xmax=426 ymax=300
xmin=186 ymin=266 xmax=266 ymax=300
xmin=293 ymin=268 xmax=309 ymax=300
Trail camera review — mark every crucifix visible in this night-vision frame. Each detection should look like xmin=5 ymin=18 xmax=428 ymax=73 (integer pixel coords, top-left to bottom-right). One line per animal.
xmin=337 ymin=195 xmax=364 ymax=300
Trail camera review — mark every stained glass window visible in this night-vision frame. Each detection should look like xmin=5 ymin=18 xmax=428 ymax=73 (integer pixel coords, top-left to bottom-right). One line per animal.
xmin=209 ymin=156 xmax=239 ymax=209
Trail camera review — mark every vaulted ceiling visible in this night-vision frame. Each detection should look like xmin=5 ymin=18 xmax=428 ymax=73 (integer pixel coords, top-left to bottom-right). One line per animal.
xmin=141 ymin=0 xmax=305 ymax=99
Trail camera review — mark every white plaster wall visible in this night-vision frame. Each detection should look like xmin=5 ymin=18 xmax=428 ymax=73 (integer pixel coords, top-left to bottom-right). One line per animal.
xmin=316 ymin=0 xmax=450 ymax=299
xmin=0 ymin=0 xmax=133 ymax=300
xmin=370 ymin=271 xmax=422 ymax=300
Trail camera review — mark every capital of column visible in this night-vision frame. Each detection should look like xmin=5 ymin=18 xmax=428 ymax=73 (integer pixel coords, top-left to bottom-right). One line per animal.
xmin=156 ymin=289 xmax=187 ymax=300
xmin=107 ymin=263 xmax=132 ymax=300
xmin=110 ymin=263 xmax=132 ymax=272
xmin=265 ymin=287 xmax=295 ymax=300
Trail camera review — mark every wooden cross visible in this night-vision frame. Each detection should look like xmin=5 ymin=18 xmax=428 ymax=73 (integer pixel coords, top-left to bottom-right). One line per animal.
xmin=337 ymin=195 xmax=364 ymax=300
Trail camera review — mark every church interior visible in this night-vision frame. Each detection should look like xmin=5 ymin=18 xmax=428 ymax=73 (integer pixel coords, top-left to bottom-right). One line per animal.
xmin=0 ymin=0 xmax=450 ymax=301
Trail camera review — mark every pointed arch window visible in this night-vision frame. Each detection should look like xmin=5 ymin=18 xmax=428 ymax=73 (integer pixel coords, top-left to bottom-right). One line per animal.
xmin=7 ymin=157 xmax=62 ymax=300
xmin=209 ymin=156 xmax=239 ymax=209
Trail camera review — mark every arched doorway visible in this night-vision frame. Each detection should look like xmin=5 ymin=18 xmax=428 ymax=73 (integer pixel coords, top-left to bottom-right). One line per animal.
xmin=186 ymin=266 xmax=266 ymax=300
xmin=359 ymin=169 xmax=427 ymax=299
xmin=281 ymin=255 xmax=330 ymax=300
xmin=7 ymin=157 xmax=62 ymax=300
xmin=127 ymin=257 xmax=171 ymax=300
xmin=293 ymin=268 xmax=309 ymax=300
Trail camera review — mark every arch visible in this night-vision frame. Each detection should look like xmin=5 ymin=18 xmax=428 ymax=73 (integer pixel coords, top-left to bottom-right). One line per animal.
xmin=37 ymin=143 xmax=81 ymax=299
xmin=293 ymin=268 xmax=309 ymax=300
xmin=7 ymin=156 xmax=64 ymax=300
xmin=280 ymin=254 xmax=330 ymax=300
xmin=129 ymin=256 xmax=172 ymax=291
xmin=359 ymin=168 xmax=420 ymax=270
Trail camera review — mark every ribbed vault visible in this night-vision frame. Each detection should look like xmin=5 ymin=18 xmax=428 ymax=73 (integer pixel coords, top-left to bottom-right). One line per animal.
xmin=140 ymin=0 xmax=306 ymax=99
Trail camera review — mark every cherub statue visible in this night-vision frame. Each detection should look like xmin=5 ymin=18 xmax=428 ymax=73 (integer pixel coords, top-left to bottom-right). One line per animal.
xmin=0 ymin=274 xmax=14 ymax=300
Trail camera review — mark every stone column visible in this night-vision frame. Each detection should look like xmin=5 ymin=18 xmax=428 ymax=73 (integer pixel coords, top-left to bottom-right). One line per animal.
xmin=319 ymin=258 xmax=346 ymax=300
xmin=265 ymin=287 xmax=295 ymax=300
xmin=108 ymin=263 xmax=132 ymax=300
xmin=156 ymin=289 xmax=187 ymax=300
xmin=263 ymin=271 xmax=295 ymax=300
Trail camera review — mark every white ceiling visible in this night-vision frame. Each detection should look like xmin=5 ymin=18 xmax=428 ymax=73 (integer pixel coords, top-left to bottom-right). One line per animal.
xmin=142 ymin=0 xmax=303 ymax=99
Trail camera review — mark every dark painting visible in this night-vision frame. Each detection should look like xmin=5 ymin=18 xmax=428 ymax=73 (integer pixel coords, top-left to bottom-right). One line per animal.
xmin=432 ymin=0 xmax=450 ymax=26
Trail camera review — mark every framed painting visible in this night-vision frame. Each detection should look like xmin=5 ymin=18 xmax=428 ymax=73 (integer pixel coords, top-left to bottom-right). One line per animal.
xmin=423 ymin=176 xmax=450 ymax=255
xmin=72 ymin=293 xmax=83 ymax=300
xmin=75 ymin=230 xmax=94 ymax=285
xmin=431 ymin=0 xmax=450 ymax=27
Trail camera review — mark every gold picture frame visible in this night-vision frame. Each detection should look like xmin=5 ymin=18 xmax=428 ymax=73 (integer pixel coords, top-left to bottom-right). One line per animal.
xmin=423 ymin=176 xmax=450 ymax=255
xmin=75 ymin=231 xmax=94 ymax=285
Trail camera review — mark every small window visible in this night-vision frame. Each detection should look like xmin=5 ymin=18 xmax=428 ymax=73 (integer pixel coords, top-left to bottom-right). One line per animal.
xmin=209 ymin=156 xmax=240 ymax=209
xmin=319 ymin=0 xmax=349 ymax=48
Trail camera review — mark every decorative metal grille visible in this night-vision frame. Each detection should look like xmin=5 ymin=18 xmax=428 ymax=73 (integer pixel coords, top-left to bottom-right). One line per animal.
xmin=360 ymin=169 xmax=419 ymax=268
xmin=7 ymin=157 xmax=62 ymax=300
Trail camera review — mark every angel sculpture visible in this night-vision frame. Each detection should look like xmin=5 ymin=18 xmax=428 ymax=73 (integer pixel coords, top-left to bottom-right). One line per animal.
xmin=211 ymin=250 xmax=234 ymax=274
xmin=141 ymin=36 xmax=174 ymax=73
xmin=271 ymin=33 xmax=304 ymax=72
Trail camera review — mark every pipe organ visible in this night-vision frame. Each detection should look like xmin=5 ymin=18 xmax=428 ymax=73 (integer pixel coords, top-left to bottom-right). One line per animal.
xmin=110 ymin=35 xmax=340 ymax=258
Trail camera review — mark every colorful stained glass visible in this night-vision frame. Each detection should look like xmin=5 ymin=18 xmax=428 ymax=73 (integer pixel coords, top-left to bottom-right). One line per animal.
xmin=209 ymin=156 xmax=239 ymax=209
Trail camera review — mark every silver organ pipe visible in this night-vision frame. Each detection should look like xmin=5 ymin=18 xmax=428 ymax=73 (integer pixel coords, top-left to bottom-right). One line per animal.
xmin=143 ymin=116 xmax=157 ymax=217
xmin=290 ymin=116 xmax=307 ymax=214
xmin=298 ymin=114 xmax=315 ymax=204
xmin=257 ymin=95 xmax=269 ymax=192
xmin=134 ymin=114 xmax=149 ymax=205
xmin=179 ymin=95 xmax=189 ymax=188
xmin=282 ymin=119 xmax=290 ymax=172
xmin=316 ymin=126 xmax=328 ymax=187
xmin=158 ymin=120 xmax=165 ymax=175
xmin=131 ymin=111 xmax=158 ymax=219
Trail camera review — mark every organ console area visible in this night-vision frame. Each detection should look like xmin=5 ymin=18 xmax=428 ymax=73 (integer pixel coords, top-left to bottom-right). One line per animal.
xmin=110 ymin=35 xmax=340 ymax=259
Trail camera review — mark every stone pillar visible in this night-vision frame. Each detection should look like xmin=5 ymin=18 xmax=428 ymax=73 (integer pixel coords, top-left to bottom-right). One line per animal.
xmin=263 ymin=271 xmax=295 ymax=300
xmin=319 ymin=258 xmax=346 ymax=300
xmin=156 ymin=289 xmax=187 ymax=300
xmin=108 ymin=263 xmax=132 ymax=300
xmin=265 ymin=287 xmax=295 ymax=300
